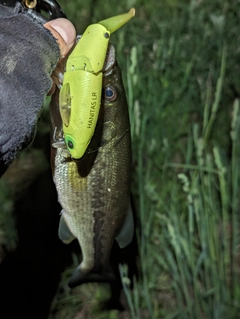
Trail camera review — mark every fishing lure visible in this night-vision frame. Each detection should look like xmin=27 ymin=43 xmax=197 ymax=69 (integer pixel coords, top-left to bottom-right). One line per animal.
xmin=59 ymin=8 xmax=135 ymax=159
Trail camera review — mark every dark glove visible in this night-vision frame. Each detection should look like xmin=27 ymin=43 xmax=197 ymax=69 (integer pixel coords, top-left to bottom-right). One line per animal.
xmin=0 ymin=3 xmax=75 ymax=176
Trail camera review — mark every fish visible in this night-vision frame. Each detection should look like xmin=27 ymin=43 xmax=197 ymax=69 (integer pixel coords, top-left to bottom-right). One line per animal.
xmin=50 ymin=45 xmax=134 ymax=287
xmin=59 ymin=8 xmax=135 ymax=160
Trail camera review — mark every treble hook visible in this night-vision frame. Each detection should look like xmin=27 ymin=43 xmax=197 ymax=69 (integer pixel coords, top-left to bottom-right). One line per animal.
xmin=52 ymin=127 xmax=67 ymax=149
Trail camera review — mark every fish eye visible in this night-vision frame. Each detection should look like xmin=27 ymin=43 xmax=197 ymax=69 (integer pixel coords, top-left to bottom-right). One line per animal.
xmin=104 ymin=86 xmax=117 ymax=102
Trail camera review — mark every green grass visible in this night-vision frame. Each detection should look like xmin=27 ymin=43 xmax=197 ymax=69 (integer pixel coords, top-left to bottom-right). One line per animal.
xmin=50 ymin=0 xmax=240 ymax=318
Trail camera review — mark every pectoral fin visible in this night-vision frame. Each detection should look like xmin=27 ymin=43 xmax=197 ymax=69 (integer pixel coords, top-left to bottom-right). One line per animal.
xmin=115 ymin=201 xmax=134 ymax=248
xmin=58 ymin=213 xmax=75 ymax=244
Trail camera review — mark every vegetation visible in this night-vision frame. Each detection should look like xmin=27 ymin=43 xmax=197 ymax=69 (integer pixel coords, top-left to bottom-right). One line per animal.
xmin=56 ymin=0 xmax=240 ymax=318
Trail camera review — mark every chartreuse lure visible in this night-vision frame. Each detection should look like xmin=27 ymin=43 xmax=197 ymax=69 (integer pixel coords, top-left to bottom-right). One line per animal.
xmin=59 ymin=8 xmax=135 ymax=159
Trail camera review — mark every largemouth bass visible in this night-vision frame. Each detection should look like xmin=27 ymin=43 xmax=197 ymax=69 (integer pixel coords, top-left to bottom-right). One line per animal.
xmin=50 ymin=45 xmax=133 ymax=287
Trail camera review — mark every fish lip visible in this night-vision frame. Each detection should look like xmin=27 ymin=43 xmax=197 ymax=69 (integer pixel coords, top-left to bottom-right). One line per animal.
xmin=103 ymin=44 xmax=116 ymax=76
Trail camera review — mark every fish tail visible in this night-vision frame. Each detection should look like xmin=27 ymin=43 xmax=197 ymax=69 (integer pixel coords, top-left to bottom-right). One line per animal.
xmin=68 ymin=264 xmax=115 ymax=288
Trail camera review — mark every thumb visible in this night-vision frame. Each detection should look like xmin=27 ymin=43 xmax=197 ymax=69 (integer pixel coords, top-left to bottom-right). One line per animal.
xmin=44 ymin=18 xmax=76 ymax=57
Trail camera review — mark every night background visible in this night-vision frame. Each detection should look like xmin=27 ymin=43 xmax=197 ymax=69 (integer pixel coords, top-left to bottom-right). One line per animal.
xmin=1 ymin=0 xmax=240 ymax=318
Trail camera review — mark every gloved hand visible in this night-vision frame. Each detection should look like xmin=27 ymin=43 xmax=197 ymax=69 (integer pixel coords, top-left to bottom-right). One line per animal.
xmin=0 ymin=3 xmax=76 ymax=176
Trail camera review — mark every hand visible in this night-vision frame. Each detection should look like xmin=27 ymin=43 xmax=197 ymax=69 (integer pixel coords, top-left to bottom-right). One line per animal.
xmin=44 ymin=18 xmax=76 ymax=59
xmin=44 ymin=18 xmax=76 ymax=94
xmin=0 ymin=14 xmax=76 ymax=176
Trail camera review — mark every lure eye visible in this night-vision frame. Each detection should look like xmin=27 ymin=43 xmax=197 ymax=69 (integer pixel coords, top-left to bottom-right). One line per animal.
xmin=65 ymin=138 xmax=75 ymax=152
xmin=59 ymin=82 xmax=71 ymax=127
xmin=67 ymin=140 xmax=74 ymax=149
xmin=104 ymin=86 xmax=117 ymax=102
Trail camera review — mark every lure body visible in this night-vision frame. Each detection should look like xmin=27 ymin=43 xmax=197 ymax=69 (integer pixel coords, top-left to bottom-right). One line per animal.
xmin=59 ymin=8 xmax=135 ymax=159
xmin=51 ymin=47 xmax=133 ymax=287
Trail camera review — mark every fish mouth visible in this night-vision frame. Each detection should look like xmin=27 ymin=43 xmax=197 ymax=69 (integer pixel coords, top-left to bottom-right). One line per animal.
xmin=103 ymin=44 xmax=116 ymax=76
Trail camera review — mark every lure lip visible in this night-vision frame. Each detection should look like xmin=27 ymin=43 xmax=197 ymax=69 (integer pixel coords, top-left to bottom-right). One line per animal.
xmin=98 ymin=8 xmax=135 ymax=34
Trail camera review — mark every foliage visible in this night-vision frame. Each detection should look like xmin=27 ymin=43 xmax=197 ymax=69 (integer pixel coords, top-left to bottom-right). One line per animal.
xmin=52 ymin=0 xmax=240 ymax=318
